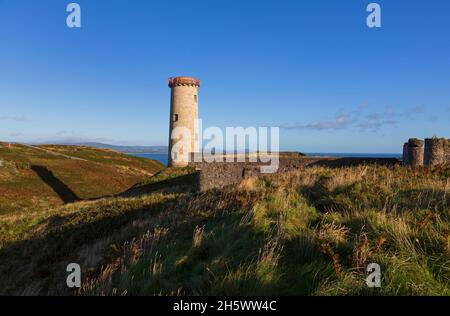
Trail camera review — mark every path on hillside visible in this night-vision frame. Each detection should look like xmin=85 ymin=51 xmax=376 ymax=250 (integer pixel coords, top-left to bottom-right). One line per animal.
xmin=22 ymin=144 xmax=88 ymax=162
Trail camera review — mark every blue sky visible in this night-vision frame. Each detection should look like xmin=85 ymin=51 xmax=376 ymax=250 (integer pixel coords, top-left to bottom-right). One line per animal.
xmin=1 ymin=0 xmax=449 ymax=153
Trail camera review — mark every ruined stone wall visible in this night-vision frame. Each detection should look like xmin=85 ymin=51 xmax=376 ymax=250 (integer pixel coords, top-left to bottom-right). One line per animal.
xmin=192 ymin=158 xmax=319 ymax=191
xmin=402 ymin=137 xmax=450 ymax=167
xmin=191 ymin=156 xmax=400 ymax=191
xmin=194 ymin=162 xmax=247 ymax=192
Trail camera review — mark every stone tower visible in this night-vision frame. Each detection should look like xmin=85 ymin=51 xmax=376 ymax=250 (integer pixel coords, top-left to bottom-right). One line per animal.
xmin=168 ymin=76 xmax=201 ymax=167
xmin=402 ymin=142 xmax=409 ymax=165
xmin=424 ymin=138 xmax=446 ymax=167
xmin=406 ymin=138 xmax=424 ymax=167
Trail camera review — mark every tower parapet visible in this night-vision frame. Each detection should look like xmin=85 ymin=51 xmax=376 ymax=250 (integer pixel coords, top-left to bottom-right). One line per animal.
xmin=169 ymin=77 xmax=201 ymax=88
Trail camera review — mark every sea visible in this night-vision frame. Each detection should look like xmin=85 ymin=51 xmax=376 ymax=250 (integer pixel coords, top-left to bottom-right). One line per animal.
xmin=131 ymin=153 xmax=170 ymax=166
xmin=130 ymin=153 xmax=402 ymax=167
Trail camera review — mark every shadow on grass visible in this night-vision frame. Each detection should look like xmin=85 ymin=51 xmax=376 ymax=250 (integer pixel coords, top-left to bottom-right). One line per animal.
xmin=0 ymin=174 xmax=353 ymax=296
xmin=31 ymin=165 xmax=80 ymax=204
xmin=120 ymin=172 xmax=199 ymax=197
xmin=0 ymin=198 xmax=173 ymax=295
xmin=95 ymin=211 xmax=333 ymax=296
xmin=299 ymin=175 xmax=341 ymax=213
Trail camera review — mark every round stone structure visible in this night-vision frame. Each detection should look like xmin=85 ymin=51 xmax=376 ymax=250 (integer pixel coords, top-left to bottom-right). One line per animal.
xmin=168 ymin=76 xmax=201 ymax=167
xmin=424 ymin=138 xmax=446 ymax=167
xmin=402 ymin=142 xmax=409 ymax=165
xmin=407 ymin=138 xmax=424 ymax=167
xmin=446 ymin=140 xmax=450 ymax=163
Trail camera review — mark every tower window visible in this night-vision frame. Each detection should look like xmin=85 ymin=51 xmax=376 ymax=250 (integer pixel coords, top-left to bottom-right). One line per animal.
xmin=173 ymin=114 xmax=179 ymax=122
xmin=194 ymin=95 xmax=198 ymax=102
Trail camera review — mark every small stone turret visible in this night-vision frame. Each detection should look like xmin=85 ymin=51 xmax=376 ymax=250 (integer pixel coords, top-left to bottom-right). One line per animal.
xmin=406 ymin=138 xmax=424 ymax=167
xmin=424 ymin=138 xmax=445 ymax=167
xmin=446 ymin=140 xmax=450 ymax=162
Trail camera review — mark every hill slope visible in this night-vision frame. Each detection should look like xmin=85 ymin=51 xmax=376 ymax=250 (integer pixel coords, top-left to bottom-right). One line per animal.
xmin=0 ymin=143 xmax=164 ymax=215
xmin=0 ymin=164 xmax=449 ymax=296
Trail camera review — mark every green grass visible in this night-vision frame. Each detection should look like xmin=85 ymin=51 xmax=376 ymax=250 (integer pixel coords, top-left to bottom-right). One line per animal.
xmin=0 ymin=162 xmax=448 ymax=296
xmin=0 ymin=143 xmax=164 ymax=215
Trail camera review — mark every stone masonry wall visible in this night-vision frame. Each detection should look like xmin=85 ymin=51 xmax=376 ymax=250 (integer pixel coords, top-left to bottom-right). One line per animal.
xmin=191 ymin=156 xmax=400 ymax=192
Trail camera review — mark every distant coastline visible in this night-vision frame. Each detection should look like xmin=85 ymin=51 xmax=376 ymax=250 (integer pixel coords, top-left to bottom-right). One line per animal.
xmin=130 ymin=152 xmax=402 ymax=167
xmin=30 ymin=142 xmax=169 ymax=154
xmin=31 ymin=142 xmax=401 ymax=159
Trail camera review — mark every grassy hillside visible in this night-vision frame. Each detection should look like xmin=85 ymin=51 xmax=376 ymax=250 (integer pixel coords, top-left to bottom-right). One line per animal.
xmin=0 ymin=163 xmax=449 ymax=296
xmin=0 ymin=143 xmax=164 ymax=215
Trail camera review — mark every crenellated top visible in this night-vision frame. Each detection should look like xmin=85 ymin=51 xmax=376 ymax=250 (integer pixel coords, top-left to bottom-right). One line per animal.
xmin=168 ymin=76 xmax=201 ymax=88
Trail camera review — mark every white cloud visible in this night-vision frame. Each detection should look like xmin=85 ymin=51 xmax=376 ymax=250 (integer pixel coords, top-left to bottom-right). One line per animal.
xmin=281 ymin=113 xmax=353 ymax=131
xmin=280 ymin=104 xmax=428 ymax=133
xmin=0 ymin=115 xmax=27 ymax=121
